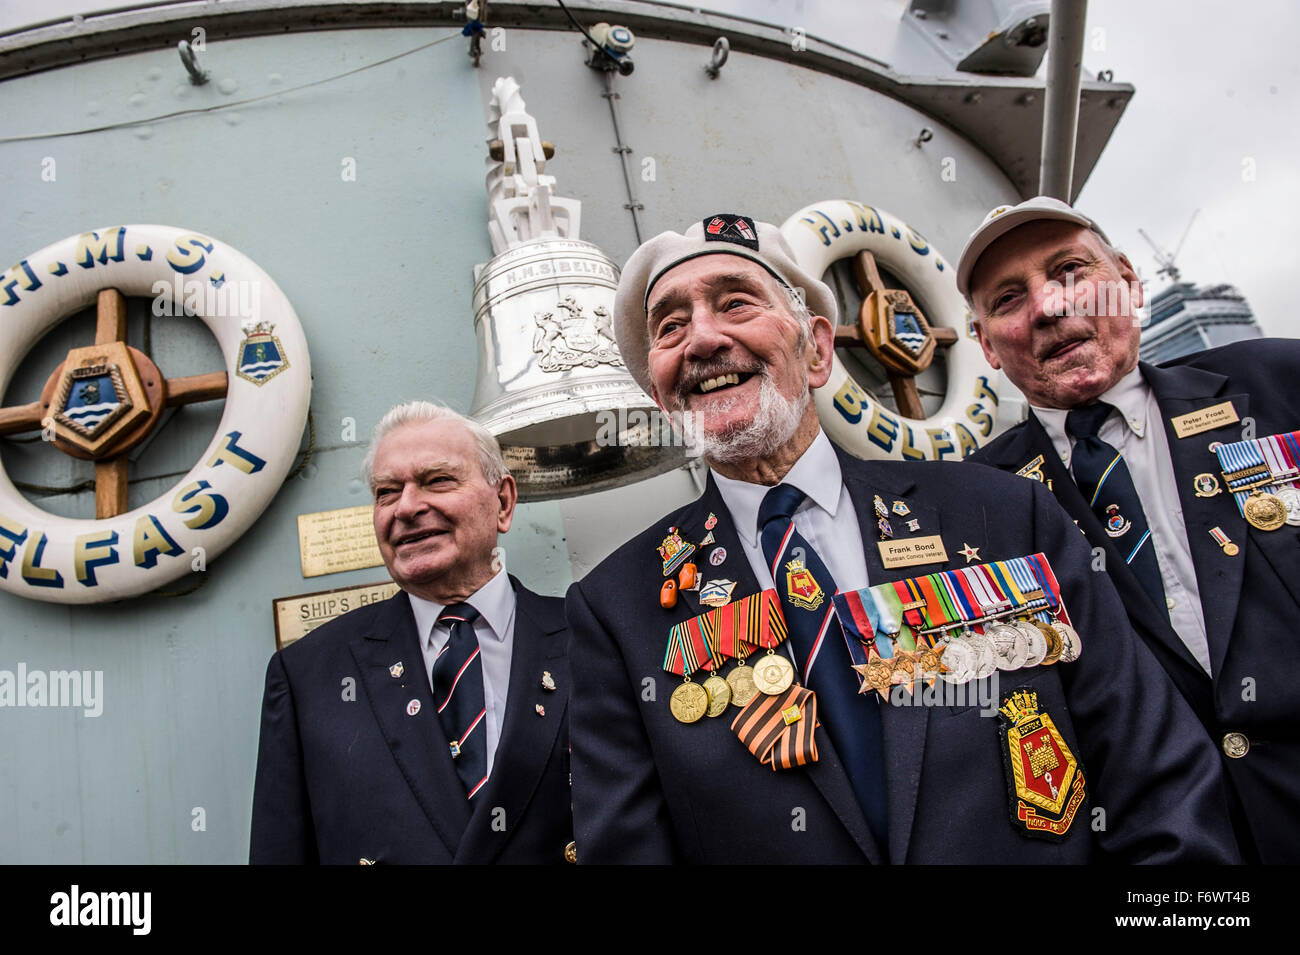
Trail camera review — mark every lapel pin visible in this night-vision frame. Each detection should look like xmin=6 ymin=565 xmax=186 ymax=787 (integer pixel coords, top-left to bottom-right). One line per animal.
xmin=541 ymin=670 xmax=557 ymax=691
xmin=959 ymin=542 xmax=981 ymax=563
xmin=1193 ymin=473 xmax=1222 ymax=497
xmin=658 ymin=527 xmax=695 ymax=575
xmin=906 ymin=518 xmax=920 ymax=533
xmin=535 ymin=704 xmax=546 ymax=717
xmin=892 ymin=500 xmax=911 ymax=516
xmin=406 ymin=699 xmax=421 ymax=716
xmin=700 ymin=530 xmax=716 ymax=546
xmin=709 ymin=546 xmax=727 ymax=566
xmin=449 ymin=740 xmax=461 ymax=758
xmin=700 ymin=579 xmax=737 ymax=607
xmin=705 ymin=512 xmax=718 ymax=530
xmin=1209 ymin=526 xmax=1239 ymax=556
xmin=389 ymin=661 xmax=404 ymax=678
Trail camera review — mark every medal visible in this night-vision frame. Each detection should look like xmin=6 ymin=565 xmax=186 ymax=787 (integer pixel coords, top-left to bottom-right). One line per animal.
xmin=702 ymin=674 xmax=732 ymax=716
xmin=726 ymin=657 xmax=759 ymax=707
xmin=1209 ymin=526 xmax=1239 ymax=556
xmin=1015 ymin=619 xmax=1049 ymax=667
xmin=851 ymin=646 xmax=896 ymax=697
xmin=1052 ymin=620 xmax=1082 ymax=663
xmin=752 ymin=650 xmax=795 ymax=696
xmin=1243 ymin=491 xmax=1286 ymax=531
xmin=1277 ymin=486 xmax=1300 ymax=526
xmin=963 ymin=629 xmax=998 ymax=680
xmin=1034 ymin=620 xmax=1064 ymax=665
xmin=669 ymin=679 xmax=709 ymax=723
xmin=985 ymin=621 xmax=1028 ymax=670
xmin=937 ymin=633 xmax=976 ymax=685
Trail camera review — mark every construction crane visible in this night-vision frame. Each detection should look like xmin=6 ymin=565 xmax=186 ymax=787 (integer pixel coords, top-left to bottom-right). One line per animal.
xmin=1138 ymin=209 xmax=1199 ymax=284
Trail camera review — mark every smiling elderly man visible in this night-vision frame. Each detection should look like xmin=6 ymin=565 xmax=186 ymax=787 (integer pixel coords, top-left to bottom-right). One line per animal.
xmin=564 ymin=212 xmax=1239 ymax=864
xmin=962 ymin=196 xmax=1300 ymax=863
xmin=250 ymin=402 xmax=573 ymax=864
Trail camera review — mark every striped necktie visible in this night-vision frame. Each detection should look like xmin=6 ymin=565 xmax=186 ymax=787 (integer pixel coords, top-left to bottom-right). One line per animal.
xmin=758 ymin=483 xmax=888 ymax=849
xmin=1066 ymin=403 xmax=1168 ymax=610
xmin=430 ymin=603 xmax=488 ymax=799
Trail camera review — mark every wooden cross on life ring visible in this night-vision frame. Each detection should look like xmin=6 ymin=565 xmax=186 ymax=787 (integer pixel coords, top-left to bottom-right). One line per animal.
xmin=0 ymin=288 xmax=229 ymax=519
xmin=831 ymin=251 xmax=959 ymax=420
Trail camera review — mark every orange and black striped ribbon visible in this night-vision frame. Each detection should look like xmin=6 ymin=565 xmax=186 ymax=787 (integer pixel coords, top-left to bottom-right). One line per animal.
xmin=730 ymin=685 xmax=819 ymax=770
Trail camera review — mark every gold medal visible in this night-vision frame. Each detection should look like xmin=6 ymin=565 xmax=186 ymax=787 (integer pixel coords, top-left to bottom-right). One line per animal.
xmin=1243 ymin=491 xmax=1286 ymax=531
xmin=1034 ymin=620 xmax=1064 ymax=665
xmin=702 ymin=674 xmax=731 ymax=717
xmin=726 ymin=660 xmax=759 ymax=707
xmin=669 ymin=680 xmax=709 ymax=723
xmin=752 ymin=650 xmax=795 ymax=696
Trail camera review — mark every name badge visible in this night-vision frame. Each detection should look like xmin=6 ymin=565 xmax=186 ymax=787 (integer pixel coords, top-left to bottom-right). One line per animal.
xmin=1171 ymin=401 xmax=1239 ymax=438
xmin=878 ymin=535 xmax=949 ymax=569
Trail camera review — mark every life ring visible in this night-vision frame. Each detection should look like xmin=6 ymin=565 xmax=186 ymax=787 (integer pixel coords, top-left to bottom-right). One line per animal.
xmin=780 ymin=200 xmax=999 ymax=461
xmin=0 ymin=225 xmax=311 ymax=603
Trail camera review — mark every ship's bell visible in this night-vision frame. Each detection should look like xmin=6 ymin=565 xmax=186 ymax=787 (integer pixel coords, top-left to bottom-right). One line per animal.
xmin=468 ymin=77 xmax=686 ymax=501
xmin=469 ymin=237 xmax=687 ymax=500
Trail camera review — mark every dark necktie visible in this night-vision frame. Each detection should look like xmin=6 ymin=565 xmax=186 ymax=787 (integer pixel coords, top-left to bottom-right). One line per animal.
xmin=430 ymin=603 xmax=488 ymax=799
xmin=758 ymin=483 xmax=888 ymax=849
xmin=1066 ymin=403 xmax=1168 ymax=610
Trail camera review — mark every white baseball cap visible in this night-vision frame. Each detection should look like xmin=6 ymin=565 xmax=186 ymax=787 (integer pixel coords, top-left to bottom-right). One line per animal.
xmin=955 ymin=196 xmax=1110 ymax=299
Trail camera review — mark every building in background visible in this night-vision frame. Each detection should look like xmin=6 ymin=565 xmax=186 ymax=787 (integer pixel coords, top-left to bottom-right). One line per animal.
xmin=1140 ymin=281 xmax=1263 ymax=363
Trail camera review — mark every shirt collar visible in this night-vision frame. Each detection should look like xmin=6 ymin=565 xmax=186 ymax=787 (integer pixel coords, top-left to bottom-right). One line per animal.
xmin=1033 ymin=365 xmax=1150 ymax=463
xmin=712 ymin=429 xmax=843 ymax=546
xmin=408 ymin=567 xmax=514 ymax=651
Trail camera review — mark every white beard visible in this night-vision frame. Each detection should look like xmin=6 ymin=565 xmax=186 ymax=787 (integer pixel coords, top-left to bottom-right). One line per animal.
xmin=697 ymin=370 xmax=809 ymax=465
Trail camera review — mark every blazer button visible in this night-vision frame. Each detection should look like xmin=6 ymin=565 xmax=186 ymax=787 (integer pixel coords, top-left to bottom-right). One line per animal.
xmin=1222 ymin=732 xmax=1249 ymax=758
xmin=564 ymin=841 xmax=577 ymax=864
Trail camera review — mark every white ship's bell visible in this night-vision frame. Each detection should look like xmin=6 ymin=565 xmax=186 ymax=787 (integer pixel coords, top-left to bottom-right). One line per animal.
xmin=469 ymin=238 xmax=685 ymax=500
xmin=468 ymin=76 xmax=686 ymax=500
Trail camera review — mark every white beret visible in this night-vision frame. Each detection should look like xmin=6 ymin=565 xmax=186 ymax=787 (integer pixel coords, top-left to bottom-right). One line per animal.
xmin=613 ymin=214 xmax=837 ymax=396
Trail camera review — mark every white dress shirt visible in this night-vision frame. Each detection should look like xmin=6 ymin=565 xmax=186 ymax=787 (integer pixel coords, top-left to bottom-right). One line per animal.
xmin=713 ymin=429 xmax=871 ymax=601
xmin=409 ymin=568 xmax=517 ymax=776
xmin=1033 ymin=366 xmax=1212 ymax=674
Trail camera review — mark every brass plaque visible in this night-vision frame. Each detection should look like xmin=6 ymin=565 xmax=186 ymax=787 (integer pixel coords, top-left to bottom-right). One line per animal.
xmin=273 ymin=580 xmax=399 ymax=649
xmin=297 ymin=505 xmax=384 ymax=578
xmin=1170 ymin=401 xmax=1239 ymax=438
xmin=878 ymin=535 xmax=949 ymax=569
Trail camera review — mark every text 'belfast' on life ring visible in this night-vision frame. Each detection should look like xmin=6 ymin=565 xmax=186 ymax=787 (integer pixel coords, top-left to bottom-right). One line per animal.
xmin=781 ymin=200 xmax=999 ymax=461
xmin=0 ymin=225 xmax=311 ymax=604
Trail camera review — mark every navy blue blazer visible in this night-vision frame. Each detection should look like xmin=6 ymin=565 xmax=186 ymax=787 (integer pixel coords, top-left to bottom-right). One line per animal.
xmin=566 ymin=443 xmax=1240 ymax=863
xmin=970 ymin=339 xmax=1300 ymax=863
xmin=250 ymin=576 xmax=573 ymax=864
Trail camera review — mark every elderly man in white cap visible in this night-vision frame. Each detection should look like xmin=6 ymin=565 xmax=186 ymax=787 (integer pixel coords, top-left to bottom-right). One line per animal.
xmin=564 ymin=212 xmax=1238 ymax=864
xmin=963 ymin=196 xmax=1300 ymax=863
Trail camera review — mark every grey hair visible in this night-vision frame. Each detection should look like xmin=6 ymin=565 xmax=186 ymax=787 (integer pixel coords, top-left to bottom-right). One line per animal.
xmin=779 ymin=283 xmax=815 ymax=351
xmin=360 ymin=401 xmax=509 ymax=491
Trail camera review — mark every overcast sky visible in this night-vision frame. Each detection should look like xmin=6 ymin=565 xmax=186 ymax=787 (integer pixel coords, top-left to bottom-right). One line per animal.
xmin=4 ymin=0 xmax=1296 ymax=336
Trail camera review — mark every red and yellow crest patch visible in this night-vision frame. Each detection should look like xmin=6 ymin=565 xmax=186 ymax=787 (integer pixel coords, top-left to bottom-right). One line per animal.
xmin=784 ymin=557 xmax=824 ymax=611
xmin=998 ymin=688 xmax=1086 ymax=839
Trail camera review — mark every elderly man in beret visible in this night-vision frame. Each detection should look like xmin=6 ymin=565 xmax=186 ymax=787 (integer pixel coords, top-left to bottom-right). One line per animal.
xmin=564 ymin=212 xmax=1239 ymax=864
xmin=962 ymin=196 xmax=1300 ymax=863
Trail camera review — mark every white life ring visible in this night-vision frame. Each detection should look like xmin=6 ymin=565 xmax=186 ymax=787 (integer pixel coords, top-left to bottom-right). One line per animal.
xmin=0 ymin=225 xmax=311 ymax=604
xmin=780 ymin=200 xmax=999 ymax=461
